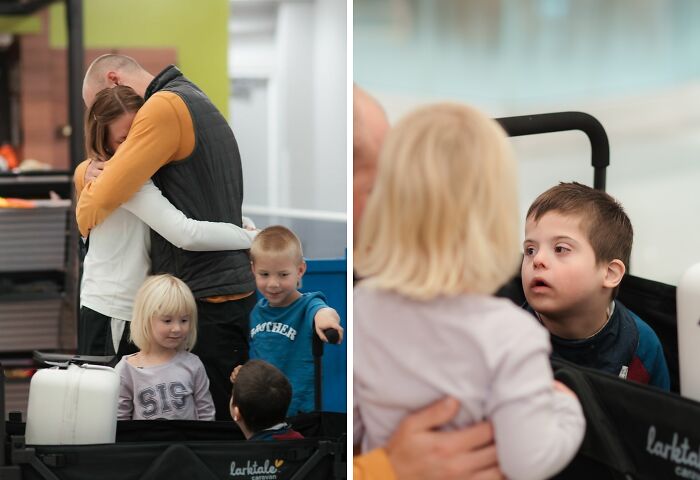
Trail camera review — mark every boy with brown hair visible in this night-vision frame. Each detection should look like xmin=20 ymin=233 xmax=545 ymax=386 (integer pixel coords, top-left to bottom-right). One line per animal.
xmin=230 ymin=360 xmax=303 ymax=441
xmin=522 ymin=182 xmax=670 ymax=390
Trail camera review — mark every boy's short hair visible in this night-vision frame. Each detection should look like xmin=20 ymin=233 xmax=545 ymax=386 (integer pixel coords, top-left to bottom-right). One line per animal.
xmin=231 ymin=360 xmax=292 ymax=433
xmin=355 ymin=102 xmax=521 ymax=300
xmin=130 ymin=274 xmax=198 ymax=352
xmin=527 ymin=182 xmax=633 ymax=291
xmin=250 ymin=225 xmax=304 ymax=265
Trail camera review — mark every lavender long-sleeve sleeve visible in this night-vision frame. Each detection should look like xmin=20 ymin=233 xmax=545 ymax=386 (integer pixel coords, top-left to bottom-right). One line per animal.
xmin=354 ymin=286 xmax=585 ymax=480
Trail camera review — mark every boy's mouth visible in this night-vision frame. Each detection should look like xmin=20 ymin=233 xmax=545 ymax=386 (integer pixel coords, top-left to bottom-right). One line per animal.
xmin=529 ymin=278 xmax=551 ymax=290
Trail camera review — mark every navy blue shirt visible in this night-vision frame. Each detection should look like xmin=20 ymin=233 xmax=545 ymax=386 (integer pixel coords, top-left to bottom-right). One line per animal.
xmin=525 ymin=300 xmax=670 ymax=391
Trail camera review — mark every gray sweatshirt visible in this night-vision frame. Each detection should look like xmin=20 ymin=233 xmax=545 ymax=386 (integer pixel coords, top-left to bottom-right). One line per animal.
xmin=115 ymin=350 xmax=215 ymax=421
xmin=353 ymin=286 xmax=585 ymax=480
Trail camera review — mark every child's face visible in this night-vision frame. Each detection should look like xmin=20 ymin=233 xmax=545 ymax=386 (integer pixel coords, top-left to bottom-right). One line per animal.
xmin=521 ymin=211 xmax=609 ymax=319
xmin=107 ymin=111 xmax=136 ymax=155
xmin=150 ymin=313 xmax=191 ymax=352
xmin=252 ymin=253 xmax=305 ymax=307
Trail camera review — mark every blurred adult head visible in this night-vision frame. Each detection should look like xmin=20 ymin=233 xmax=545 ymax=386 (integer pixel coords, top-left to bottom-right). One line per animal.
xmin=353 ymin=85 xmax=390 ymax=244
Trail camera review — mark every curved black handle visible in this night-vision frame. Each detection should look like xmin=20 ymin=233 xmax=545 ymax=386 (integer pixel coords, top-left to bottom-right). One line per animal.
xmin=323 ymin=328 xmax=340 ymax=345
xmin=312 ymin=328 xmax=340 ymax=411
xmin=496 ymin=112 xmax=609 ymax=191
xmin=312 ymin=328 xmax=340 ymax=358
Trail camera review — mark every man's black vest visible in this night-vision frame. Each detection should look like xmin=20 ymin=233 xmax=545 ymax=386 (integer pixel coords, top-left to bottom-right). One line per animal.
xmin=144 ymin=65 xmax=255 ymax=298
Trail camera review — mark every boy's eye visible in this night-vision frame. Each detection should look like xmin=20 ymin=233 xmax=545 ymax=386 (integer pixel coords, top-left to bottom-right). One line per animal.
xmin=554 ymin=245 xmax=570 ymax=253
xmin=280 ymin=273 xmax=289 ymax=277
xmin=524 ymin=246 xmax=535 ymax=256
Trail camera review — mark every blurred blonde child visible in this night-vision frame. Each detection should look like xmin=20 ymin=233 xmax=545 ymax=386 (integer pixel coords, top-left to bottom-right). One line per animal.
xmin=115 ymin=274 xmax=215 ymax=421
xmin=354 ymin=103 xmax=585 ymax=480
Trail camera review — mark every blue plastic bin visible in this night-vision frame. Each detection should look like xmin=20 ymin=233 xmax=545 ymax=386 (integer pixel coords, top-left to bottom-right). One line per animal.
xmin=301 ymin=256 xmax=347 ymax=413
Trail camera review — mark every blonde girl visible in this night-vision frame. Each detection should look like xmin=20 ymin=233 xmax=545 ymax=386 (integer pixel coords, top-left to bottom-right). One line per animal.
xmin=115 ymin=274 xmax=215 ymax=420
xmin=353 ymin=103 xmax=585 ymax=480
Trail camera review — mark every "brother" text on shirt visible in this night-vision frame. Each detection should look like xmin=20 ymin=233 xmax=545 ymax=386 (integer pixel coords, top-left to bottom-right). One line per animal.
xmin=250 ymin=322 xmax=297 ymax=341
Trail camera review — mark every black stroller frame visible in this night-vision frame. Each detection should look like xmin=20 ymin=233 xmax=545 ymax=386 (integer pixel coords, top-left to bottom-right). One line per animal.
xmin=495 ymin=112 xmax=699 ymax=480
xmin=0 ymin=330 xmax=346 ymax=480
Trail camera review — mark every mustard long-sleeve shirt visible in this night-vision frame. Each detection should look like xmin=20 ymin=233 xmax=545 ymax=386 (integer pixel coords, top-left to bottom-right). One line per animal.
xmin=353 ymin=449 xmax=397 ymax=480
xmin=73 ymin=159 xmax=88 ymax=200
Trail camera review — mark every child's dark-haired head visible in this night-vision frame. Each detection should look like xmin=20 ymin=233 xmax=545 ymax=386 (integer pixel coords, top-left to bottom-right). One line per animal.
xmin=526 ymin=182 xmax=633 ymax=298
xmin=231 ymin=360 xmax=292 ymax=434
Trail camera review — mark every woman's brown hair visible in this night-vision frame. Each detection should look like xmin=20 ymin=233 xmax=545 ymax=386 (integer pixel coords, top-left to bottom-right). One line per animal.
xmin=84 ymin=85 xmax=144 ymax=161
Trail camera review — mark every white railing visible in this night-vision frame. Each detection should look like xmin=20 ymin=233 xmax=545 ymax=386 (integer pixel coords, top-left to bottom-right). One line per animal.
xmin=242 ymin=205 xmax=346 ymax=223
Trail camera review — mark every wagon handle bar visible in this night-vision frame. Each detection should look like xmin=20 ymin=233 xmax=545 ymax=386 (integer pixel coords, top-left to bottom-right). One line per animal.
xmin=496 ymin=111 xmax=609 ymax=191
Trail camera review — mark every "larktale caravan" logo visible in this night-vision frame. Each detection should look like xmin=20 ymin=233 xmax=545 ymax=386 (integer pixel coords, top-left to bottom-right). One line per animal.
xmin=229 ymin=458 xmax=284 ymax=480
xmin=646 ymin=426 xmax=700 ymax=479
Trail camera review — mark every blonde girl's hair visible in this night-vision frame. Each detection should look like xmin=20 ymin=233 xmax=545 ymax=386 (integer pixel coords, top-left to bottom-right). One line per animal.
xmin=355 ymin=102 xmax=521 ymax=300
xmin=130 ymin=274 xmax=198 ymax=352
xmin=84 ymin=85 xmax=144 ymax=161
xmin=250 ymin=225 xmax=304 ymax=265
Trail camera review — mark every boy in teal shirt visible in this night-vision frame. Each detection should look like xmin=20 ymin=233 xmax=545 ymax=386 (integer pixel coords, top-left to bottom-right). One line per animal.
xmin=247 ymin=226 xmax=344 ymax=415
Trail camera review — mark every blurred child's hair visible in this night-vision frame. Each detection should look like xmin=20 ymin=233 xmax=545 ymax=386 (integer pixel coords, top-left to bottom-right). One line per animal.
xmin=84 ymin=85 xmax=144 ymax=160
xmin=355 ymin=102 xmax=520 ymax=300
xmin=250 ymin=225 xmax=304 ymax=265
xmin=130 ymin=274 xmax=198 ymax=352
xmin=231 ymin=360 xmax=292 ymax=433
xmin=526 ymin=182 xmax=633 ymax=298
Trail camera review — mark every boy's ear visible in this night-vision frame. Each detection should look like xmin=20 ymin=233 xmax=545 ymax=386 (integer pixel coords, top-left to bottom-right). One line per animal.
xmin=230 ymin=404 xmax=240 ymax=422
xmin=603 ymin=259 xmax=626 ymax=289
xmin=298 ymin=260 xmax=307 ymax=277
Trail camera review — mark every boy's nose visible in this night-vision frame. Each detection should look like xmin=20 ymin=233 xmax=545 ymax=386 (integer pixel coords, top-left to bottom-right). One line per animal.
xmin=533 ymin=250 xmax=547 ymax=268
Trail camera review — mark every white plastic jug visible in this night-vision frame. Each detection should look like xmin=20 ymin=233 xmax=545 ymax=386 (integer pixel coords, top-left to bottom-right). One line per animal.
xmin=677 ymin=262 xmax=700 ymax=403
xmin=25 ymin=363 xmax=119 ymax=445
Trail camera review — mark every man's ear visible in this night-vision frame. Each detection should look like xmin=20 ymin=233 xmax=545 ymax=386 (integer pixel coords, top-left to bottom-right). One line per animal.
xmin=106 ymin=70 xmax=120 ymax=86
xmin=603 ymin=259 xmax=626 ymax=289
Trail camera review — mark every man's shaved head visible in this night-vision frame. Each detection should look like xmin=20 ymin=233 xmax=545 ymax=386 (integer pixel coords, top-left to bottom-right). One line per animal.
xmin=82 ymin=54 xmax=151 ymax=107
